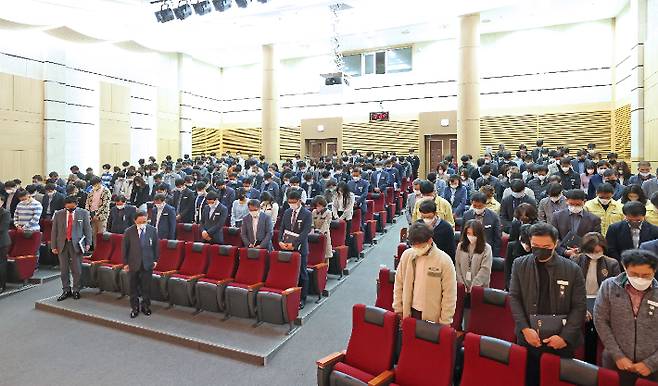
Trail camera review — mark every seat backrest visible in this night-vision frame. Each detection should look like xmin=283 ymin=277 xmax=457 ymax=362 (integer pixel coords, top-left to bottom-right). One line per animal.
xmin=490 ymin=257 xmax=506 ymax=290
xmin=385 ymin=187 xmax=395 ymax=204
xmin=109 ymin=234 xmax=124 ymax=264
xmin=40 ymin=219 xmax=53 ymax=243
xmin=452 ymin=282 xmax=466 ymax=331
xmin=307 ymin=233 xmax=326 ymax=266
xmin=368 ymin=193 xmax=385 ymax=211
xmin=223 ymin=226 xmax=243 ymax=247
xmin=8 ymin=229 xmax=16 ymax=255
xmin=636 ymin=380 xmax=658 ymax=386
xmin=9 ymin=230 xmax=42 ymax=257
xmin=91 ymin=232 xmax=114 ymax=261
xmin=499 ymin=233 xmax=509 ymax=258
xmin=461 ymin=333 xmax=527 ymax=386
xmin=265 ymin=251 xmax=301 ymax=290
xmin=176 ymin=223 xmax=199 ymax=242
xmin=205 ymin=245 xmax=239 ymax=280
xmin=344 ymin=304 xmax=397 ymax=378
xmin=233 ymin=248 xmax=268 ymax=285
xmin=180 ymin=242 xmax=209 ymax=276
xmin=397 ymin=243 xmax=408 ymax=259
xmin=329 ymin=220 xmax=346 ymax=248
xmin=374 ymin=268 xmax=396 ymax=311
xmin=351 ymin=206 xmax=362 ymax=233
xmin=366 ymin=200 xmax=375 ymax=221
xmin=396 ymin=318 xmax=456 ymax=386
xmin=156 ymin=239 xmax=185 ymax=272
xmin=540 ymin=354 xmax=620 ymax=386
xmin=467 ymin=286 xmax=516 ymax=342
xmin=272 ymin=230 xmax=281 ymax=251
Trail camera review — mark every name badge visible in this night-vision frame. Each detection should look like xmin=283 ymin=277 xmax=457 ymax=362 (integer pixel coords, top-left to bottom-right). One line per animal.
xmin=149 ymin=238 xmax=152 ymax=246
xmin=466 ymin=271 xmax=472 ymax=281
xmin=557 ymin=280 xmax=569 ymax=286
xmin=484 ymin=225 xmax=492 ymax=228
xmin=648 ymin=300 xmax=658 ymax=307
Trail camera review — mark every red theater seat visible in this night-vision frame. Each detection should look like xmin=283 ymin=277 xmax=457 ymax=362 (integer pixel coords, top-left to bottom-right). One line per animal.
xmin=7 ymin=230 xmax=41 ymax=282
xmin=364 ymin=200 xmax=378 ymax=244
xmin=385 ymin=187 xmax=396 ymax=223
xmin=176 ymin=223 xmax=201 ymax=243
xmin=349 ymin=208 xmax=365 ymax=259
xmin=195 ymin=245 xmax=239 ymax=312
xmin=461 ymin=333 xmax=527 ymax=386
xmin=368 ymin=193 xmax=387 ymax=232
xmin=490 ymin=257 xmax=506 ymax=290
xmin=374 ymin=267 xmax=395 ymax=312
xmin=223 ymin=226 xmax=243 ymax=247
xmin=540 ymin=354 xmax=620 ymax=386
xmin=144 ymin=240 xmax=185 ymax=301
xmin=168 ymin=242 xmax=209 ymax=307
xmin=467 ymin=286 xmax=516 ymax=343
xmin=256 ymin=251 xmax=302 ymax=332
xmin=499 ymin=233 xmax=509 ymax=258
xmin=307 ymin=233 xmax=328 ymax=302
xmin=81 ymin=232 xmax=114 ymax=288
xmin=224 ymin=248 xmax=269 ymax=319
xmin=317 ymin=304 xmax=398 ymax=386
xmin=95 ymin=234 xmax=125 ymax=292
xmin=453 ymin=282 xmax=466 ymax=331
xmin=329 ymin=220 xmax=348 ymax=276
xmin=636 ymin=380 xmax=658 ymax=386
xmin=394 ymin=242 xmax=408 ymax=269
xmin=40 ymin=219 xmax=53 ymax=245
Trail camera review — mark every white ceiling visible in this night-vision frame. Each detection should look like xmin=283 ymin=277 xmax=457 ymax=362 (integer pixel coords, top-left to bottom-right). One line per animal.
xmin=0 ymin=0 xmax=629 ymax=66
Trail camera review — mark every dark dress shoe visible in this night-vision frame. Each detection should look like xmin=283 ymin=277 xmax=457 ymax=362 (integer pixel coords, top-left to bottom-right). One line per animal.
xmin=57 ymin=291 xmax=73 ymax=301
xmin=130 ymin=309 xmax=139 ymax=318
xmin=299 ymin=302 xmax=305 ymax=310
xmin=141 ymin=307 xmax=152 ymax=316
xmin=72 ymin=292 xmax=81 ymax=300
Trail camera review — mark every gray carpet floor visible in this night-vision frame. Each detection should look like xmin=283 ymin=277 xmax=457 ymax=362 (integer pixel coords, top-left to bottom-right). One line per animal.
xmin=0 ymin=219 xmax=403 ymax=386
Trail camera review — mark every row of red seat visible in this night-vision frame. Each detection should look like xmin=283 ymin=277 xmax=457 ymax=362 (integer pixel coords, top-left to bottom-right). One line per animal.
xmin=5 ymin=229 xmax=42 ymax=283
xmin=317 ymin=304 xmax=656 ymax=386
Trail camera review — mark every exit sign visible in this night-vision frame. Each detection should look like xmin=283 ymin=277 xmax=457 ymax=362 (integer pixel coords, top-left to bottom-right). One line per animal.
xmin=369 ymin=111 xmax=390 ymax=121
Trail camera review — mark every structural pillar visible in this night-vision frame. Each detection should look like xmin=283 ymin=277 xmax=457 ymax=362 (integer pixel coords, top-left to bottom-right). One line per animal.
xmin=262 ymin=44 xmax=281 ymax=162
xmin=630 ymin=0 xmax=647 ymax=162
xmin=456 ymin=13 xmax=481 ymax=159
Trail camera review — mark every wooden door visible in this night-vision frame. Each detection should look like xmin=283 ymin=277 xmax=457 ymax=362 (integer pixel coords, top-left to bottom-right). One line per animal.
xmin=326 ymin=142 xmax=337 ymax=156
xmin=427 ymin=139 xmax=443 ymax=172
xmin=310 ymin=142 xmax=323 ymax=159
xmin=449 ymin=139 xmax=457 ymax=159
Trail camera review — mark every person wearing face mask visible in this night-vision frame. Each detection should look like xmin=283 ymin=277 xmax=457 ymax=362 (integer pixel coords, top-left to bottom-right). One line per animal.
xmin=580 ymin=161 xmax=598 ymax=194
xmin=393 ymin=221 xmax=457 ymax=324
xmin=405 ymin=179 xmax=423 ymax=225
xmin=194 ymin=181 xmax=210 ymax=224
xmin=149 ymin=194 xmax=176 ymax=240
xmin=606 ymin=201 xmax=658 ymax=261
xmin=51 ymin=196 xmax=93 ymax=301
xmin=621 ymin=184 xmax=647 ymax=205
xmin=230 ymin=188 xmax=249 ymax=228
xmin=555 ymin=158 xmax=581 ymax=191
xmin=2 ymin=180 xmax=20 ymax=217
xmin=594 ymin=249 xmax=658 ymax=385
xmin=201 ymin=192 xmax=228 ymax=244
xmin=242 ymin=177 xmax=261 ymax=200
xmin=628 ymin=161 xmax=654 ymax=186
xmin=462 ymin=192 xmax=502 ymax=256
xmin=645 ymin=192 xmax=658 ymax=227
xmin=122 ymin=210 xmax=159 ymax=319
xmin=240 ymin=199 xmax=273 ymax=251
xmin=527 ymin=165 xmax=550 ymax=200
xmin=478 ymin=185 xmax=500 ymax=214
xmin=41 ymin=183 xmax=65 ymax=220
xmin=585 ymin=183 xmax=624 ymax=235
xmin=600 ymin=169 xmax=624 ymax=201
xmin=538 ymin=183 xmax=567 ymax=223
xmin=504 ymin=223 xmax=533 ymax=290
xmin=107 ymin=195 xmax=136 ymax=234
xmin=347 ymin=168 xmax=369 ymax=225
xmin=500 ymin=179 xmax=537 ymax=233
xmin=369 ymin=161 xmax=391 ymax=196
xmin=261 ymin=172 xmax=280 ymax=204
xmin=412 ymin=180 xmax=455 ymax=227
xmin=509 ymin=222 xmax=586 ymax=386
xmin=310 ymin=196 xmax=333 ymax=263
xmin=455 ymin=220 xmax=493 ymax=292
xmin=587 ymin=160 xmax=612 ymax=200
xmin=418 ymin=200 xmax=456 ymax=261
xmin=474 ymin=164 xmax=501 ymax=193
xmin=171 ymin=178 xmax=195 ymax=223
xmin=301 ymin=173 xmax=321 ymax=202
xmin=549 ymin=189 xmax=601 ymax=257
xmin=501 ymin=170 xmax=535 ymax=201
xmin=642 ymin=173 xmax=658 ymax=207
xmin=332 ymin=182 xmax=355 ymax=245
xmin=85 ymin=176 xmax=111 ymax=244
xmin=443 ymin=175 xmax=468 ymax=218
xmin=279 ymin=190 xmax=312 ymax=309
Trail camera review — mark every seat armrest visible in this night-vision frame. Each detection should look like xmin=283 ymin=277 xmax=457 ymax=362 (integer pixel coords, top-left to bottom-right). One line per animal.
xmin=308 ymin=263 xmax=328 ymax=270
xmin=160 ymin=270 xmax=178 ymax=276
xmin=216 ymin=278 xmax=234 ymax=285
xmin=316 ymin=351 xmax=346 ymax=369
xmin=368 ymin=370 xmax=395 ymax=386
xmin=247 ymin=282 xmax=265 ymax=291
xmin=282 ymin=287 xmax=301 ymax=296
xmin=456 ymin=331 xmax=465 ymax=338
xmin=91 ymin=260 xmax=110 ymax=266
xmin=187 ymin=274 xmax=205 ymax=281
xmin=111 ymin=264 xmax=125 ymax=269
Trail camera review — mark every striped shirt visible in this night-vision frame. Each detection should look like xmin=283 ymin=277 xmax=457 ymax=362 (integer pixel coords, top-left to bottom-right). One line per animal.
xmin=14 ymin=198 xmax=43 ymax=231
xmin=101 ymin=172 xmax=113 ymax=188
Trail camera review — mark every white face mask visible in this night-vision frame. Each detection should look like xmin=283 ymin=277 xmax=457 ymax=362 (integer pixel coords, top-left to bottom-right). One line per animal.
xmin=249 ymin=210 xmax=260 ymax=218
xmin=423 ymin=218 xmax=435 ymax=226
xmin=537 ymin=174 xmax=547 ymax=181
xmin=412 ymin=243 xmax=431 ymax=256
xmin=352 ymin=176 xmax=360 ymax=182
xmin=289 ymin=202 xmax=300 ymax=210
xmin=5 ymin=189 xmax=15 ymax=195
xmin=598 ymin=198 xmax=611 ymax=206
xmin=413 ymin=189 xmax=421 ymax=196
xmin=561 ymin=167 xmax=571 ymax=173
xmin=568 ymin=205 xmax=583 ymax=214
xmin=598 ymin=168 xmax=607 ymax=175
xmin=47 ymin=191 xmax=55 ymax=196
xmin=155 ymin=203 xmax=165 ymax=209
xmin=512 ymin=192 xmax=525 ymax=199
xmin=136 ymin=223 xmax=146 ymax=230
xmin=115 ymin=204 xmax=125 ymax=210
xmin=467 ymin=235 xmax=477 ymax=244
xmin=627 ymin=275 xmax=653 ymax=291
xmin=473 ymin=207 xmax=485 ymax=215
xmin=450 ymin=184 xmax=459 ymax=189
xmin=587 ymin=252 xmax=603 ymax=260
xmin=639 ymin=172 xmax=650 ymax=177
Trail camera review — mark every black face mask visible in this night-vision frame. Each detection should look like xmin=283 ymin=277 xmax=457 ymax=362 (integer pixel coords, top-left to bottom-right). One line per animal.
xmin=532 ymin=246 xmax=553 ymax=261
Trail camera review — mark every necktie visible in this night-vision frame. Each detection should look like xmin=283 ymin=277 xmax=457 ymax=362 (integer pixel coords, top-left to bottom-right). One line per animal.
xmin=139 ymin=228 xmax=147 ymax=247
xmin=291 ymin=210 xmax=297 ymax=228
xmin=66 ymin=211 xmax=73 ymax=240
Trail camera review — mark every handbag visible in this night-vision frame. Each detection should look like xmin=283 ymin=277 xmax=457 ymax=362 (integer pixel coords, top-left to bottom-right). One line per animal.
xmin=529 ymin=314 xmax=568 ymax=340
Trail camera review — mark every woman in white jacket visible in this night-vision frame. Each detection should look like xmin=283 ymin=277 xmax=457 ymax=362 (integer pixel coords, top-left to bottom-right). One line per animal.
xmin=332 ymin=182 xmax=355 ymax=244
xmin=455 ymin=219 xmax=493 ymax=292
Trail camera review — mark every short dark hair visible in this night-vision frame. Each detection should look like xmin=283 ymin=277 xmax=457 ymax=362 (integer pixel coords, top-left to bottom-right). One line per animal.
xmin=206 ymin=191 xmax=219 ymax=201
xmin=419 ymin=180 xmax=434 ymax=195
xmin=248 ymin=199 xmax=261 ymax=208
xmin=580 ymin=232 xmax=607 ymax=254
xmin=195 ymin=181 xmax=207 ymax=191
xmin=407 ymin=222 xmax=434 ymax=246
xmin=470 ymin=192 xmax=487 ymax=204
xmin=418 ymin=199 xmax=437 ymax=214
xmin=480 ymin=165 xmax=491 ymax=175
xmin=621 ymin=249 xmax=658 ymax=270
xmin=90 ymin=176 xmax=101 ymax=186
xmin=596 ymin=182 xmax=615 ymax=195
xmin=546 ymin=182 xmax=563 ymax=198
xmin=287 ymin=189 xmax=302 ymax=201
xmin=64 ymin=195 xmax=78 ymax=205
xmin=153 ymin=193 xmax=167 ymax=202
xmin=15 ymin=189 xmax=29 ymax=199
xmin=45 ymin=183 xmax=57 ymax=191
xmin=564 ymin=189 xmax=587 ymax=201
xmin=529 ymin=222 xmax=559 ymax=243
xmin=510 ymin=179 xmax=525 ymax=193
xmin=312 ymin=196 xmax=327 ymax=207
xmin=623 ymin=201 xmax=647 ymax=217
xmin=135 ymin=210 xmax=148 ymax=219
xmin=115 ymin=195 xmax=127 ymax=203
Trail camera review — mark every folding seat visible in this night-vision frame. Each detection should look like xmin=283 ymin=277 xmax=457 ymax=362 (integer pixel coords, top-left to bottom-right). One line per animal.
xmin=255 ymin=251 xmax=302 ymax=332
xmin=364 ymin=200 xmax=378 ymax=243
xmin=369 ymin=318 xmax=456 ymax=386
xmin=466 ymin=286 xmax=516 ymax=343
xmin=374 ymin=267 xmax=395 ymax=312
xmin=460 ymin=333 xmax=527 ymax=386
xmin=273 ymin=216 xmax=281 ymax=231
xmin=349 ymin=209 xmax=365 ymax=259
xmin=385 ymin=187 xmax=396 ymax=223
xmin=223 ymin=226 xmax=244 ymax=248
xmin=38 ymin=219 xmax=57 ymax=266
xmin=636 ymin=380 xmax=658 ymax=386
xmin=121 ymin=239 xmax=185 ymax=301
xmin=194 ymin=245 xmax=239 ymax=312
xmin=168 ymin=242 xmax=210 ymax=307
xmin=272 ymin=229 xmax=281 ymax=251
xmin=368 ymin=193 xmax=387 ymax=232
xmin=176 ymin=223 xmax=200 ymax=243
xmin=401 ymin=177 xmax=410 ymax=193
xmin=224 ymin=248 xmax=269 ymax=319
xmin=81 ymin=232 xmax=114 ymax=288
xmin=490 ymin=257 xmax=506 ymax=290
xmin=96 ymin=234 xmax=126 ymax=292
xmin=394 ymin=242 xmax=408 ymax=269
xmin=452 ymin=282 xmax=466 ymax=331
xmin=540 ymin=354 xmax=619 ymax=386
xmin=306 ymin=233 xmax=329 ymax=302
xmin=7 ymin=230 xmax=41 ymax=282
xmin=316 ymin=304 xmax=397 ymax=386
xmin=328 ymin=220 xmax=348 ymax=277
xmin=499 ymin=233 xmax=509 ymax=258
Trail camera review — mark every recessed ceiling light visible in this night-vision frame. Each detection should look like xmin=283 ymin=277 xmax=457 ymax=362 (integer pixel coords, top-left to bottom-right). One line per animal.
xmin=481 ymin=19 xmax=491 ymax=23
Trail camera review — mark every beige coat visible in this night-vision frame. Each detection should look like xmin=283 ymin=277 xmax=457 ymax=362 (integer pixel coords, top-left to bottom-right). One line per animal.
xmin=393 ymin=245 xmax=457 ymax=325
xmin=312 ymin=208 xmax=333 ymax=258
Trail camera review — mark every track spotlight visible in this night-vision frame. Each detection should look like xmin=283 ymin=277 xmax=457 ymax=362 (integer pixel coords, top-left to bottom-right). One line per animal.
xmin=174 ymin=1 xmax=193 ymax=20
xmin=235 ymin=0 xmax=248 ymax=8
xmin=193 ymin=0 xmax=213 ymax=15
xmin=212 ymin=0 xmax=232 ymax=12
xmin=155 ymin=3 xmax=175 ymax=23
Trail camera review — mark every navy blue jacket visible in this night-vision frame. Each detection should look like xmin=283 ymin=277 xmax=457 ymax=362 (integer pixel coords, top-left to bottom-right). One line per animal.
xmin=150 ymin=204 xmax=177 ymax=240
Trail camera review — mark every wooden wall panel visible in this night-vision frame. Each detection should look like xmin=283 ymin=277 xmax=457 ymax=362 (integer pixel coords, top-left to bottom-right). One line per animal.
xmin=613 ymin=104 xmax=631 ymax=160
xmin=99 ymin=82 xmax=131 ymax=168
xmin=191 ymin=127 xmax=221 ymax=157
xmin=342 ymin=120 xmax=419 ymax=154
xmin=280 ymin=126 xmax=301 ymax=160
xmin=223 ymin=127 xmax=262 ymax=156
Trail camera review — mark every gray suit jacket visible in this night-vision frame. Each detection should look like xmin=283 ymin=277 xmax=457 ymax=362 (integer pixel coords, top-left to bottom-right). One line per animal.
xmin=51 ymin=208 xmax=93 ymax=254
xmin=550 ymin=209 xmax=601 ymax=255
xmin=240 ymin=212 xmax=273 ymax=251
xmin=122 ymin=224 xmax=159 ymax=271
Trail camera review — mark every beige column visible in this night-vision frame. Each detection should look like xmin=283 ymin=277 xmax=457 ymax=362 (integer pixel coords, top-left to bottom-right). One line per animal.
xmin=631 ymin=0 xmax=647 ymax=161
xmin=456 ymin=13 xmax=481 ymax=159
xmin=262 ymin=44 xmax=281 ymax=162
xmin=642 ymin=0 xmax=658 ymax=163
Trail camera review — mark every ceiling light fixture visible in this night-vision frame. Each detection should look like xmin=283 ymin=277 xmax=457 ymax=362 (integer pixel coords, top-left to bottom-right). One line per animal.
xmin=174 ymin=1 xmax=193 ymax=20
xmin=212 ymin=0 xmax=232 ymax=11
xmin=193 ymin=0 xmax=213 ymax=15
xmin=155 ymin=2 xmax=175 ymax=23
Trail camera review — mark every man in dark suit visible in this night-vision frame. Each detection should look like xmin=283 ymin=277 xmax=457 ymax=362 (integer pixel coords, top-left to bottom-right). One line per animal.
xmin=41 ymin=183 xmax=65 ymax=219
xmin=348 ymin=168 xmax=369 ymax=225
xmin=369 ymin=162 xmax=391 ymax=193
xmin=214 ymin=179 xmax=236 ymax=211
xmin=407 ymin=148 xmax=420 ymax=180
xmin=418 ymin=199 xmax=456 ymax=260
xmin=171 ymin=179 xmax=195 ymax=223
xmin=550 ymin=189 xmax=601 ymax=257
xmin=51 ymin=196 xmax=93 ymax=301
xmin=151 ymin=194 xmax=176 ymax=240
xmin=193 ymin=182 xmax=209 ymax=224
xmin=462 ymin=192 xmax=502 ymax=256
xmin=122 ymin=210 xmax=159 ymax=318
xmin=260 ymin=173 xmax=280 ymax=203
xmin=242 ymin=177 xmax=261 ymax=200
xmin=279 ymin=189 xmax=312 ymax=309
xmin=107 ymin=195 xmax=137 ymax=234
xmin=301 ymin=173 xmax=321 ymax=201
xmin=2 ymin=180 xmax=20 ymax=218
xmin=200 ymin=192 xmax=228 ymax=244
xmin=606 ymin=201 xmax=658 ymax=261
xmin=500 ymin=179 xmax=537 ymax=232
xmin=240 ymin=199 xmax=273 ymax=251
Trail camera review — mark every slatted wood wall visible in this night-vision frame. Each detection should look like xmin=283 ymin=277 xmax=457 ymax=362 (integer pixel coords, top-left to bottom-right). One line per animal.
xmin=280 ymin=126 xmax=301 ymax=160
xmin=613 ymin=104 xmax=631 ymax=160
xmin=191 ymin=127 xmax=221 ymax=157
xmin=342 ymin=120 xmax=419 ymax=154
xmin=222 ymin=127 xmax=262 ymax=156
xmin=480 ymin=110 xmax=612 ymax=154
